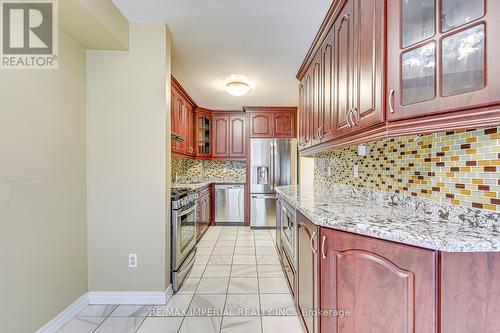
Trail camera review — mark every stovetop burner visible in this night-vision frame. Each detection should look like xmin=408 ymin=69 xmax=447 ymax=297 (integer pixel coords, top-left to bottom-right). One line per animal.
xmin=171 ymin=187 xmax=190 ymax=201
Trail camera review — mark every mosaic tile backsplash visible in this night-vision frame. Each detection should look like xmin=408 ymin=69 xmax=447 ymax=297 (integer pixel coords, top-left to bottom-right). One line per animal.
xmin=171 ymin=157 xmax=246 ymax=182
xmin=314 ymin=127 xmax=500 ymax=212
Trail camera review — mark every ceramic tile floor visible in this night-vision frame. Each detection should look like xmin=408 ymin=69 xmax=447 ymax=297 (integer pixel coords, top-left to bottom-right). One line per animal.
xmin=57 ymin=226 xmax=306 ymax=333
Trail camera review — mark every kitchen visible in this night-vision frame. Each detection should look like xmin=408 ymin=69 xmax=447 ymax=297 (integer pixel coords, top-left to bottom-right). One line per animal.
xmin=2 ymin=0 xmax=499 ymax=333
xmin=166 ymin=0 xmax=500 ymax=332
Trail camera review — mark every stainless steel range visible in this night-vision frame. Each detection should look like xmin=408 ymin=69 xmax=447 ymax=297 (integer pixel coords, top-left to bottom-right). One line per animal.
xmin=171 ymin=187 xmax=197 ymax=292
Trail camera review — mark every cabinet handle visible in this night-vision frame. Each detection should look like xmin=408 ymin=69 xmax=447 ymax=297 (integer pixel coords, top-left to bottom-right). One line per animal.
xmin=310 ymin=231 xmax=317 ymax=254
xmin=347 ymin=109 xmax=353 ymax=127
xmin=318 ymin=126 xmax=324 ymax=141
xmin=321 ymin=235 xmax=327 ymax=259
xmin=389 ymin=89 xmax=395 ymax=113
xmin=352 ymin=107 xmax=359 ymax=126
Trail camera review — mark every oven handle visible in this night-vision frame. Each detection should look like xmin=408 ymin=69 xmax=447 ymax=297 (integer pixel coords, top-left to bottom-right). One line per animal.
xmin=178 ymin=202 xmax=197 ymax=217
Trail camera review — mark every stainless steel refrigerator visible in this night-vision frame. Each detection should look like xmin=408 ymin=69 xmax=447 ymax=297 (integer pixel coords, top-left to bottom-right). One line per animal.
xmin=250 ymin=138 xmax=297 ymax=228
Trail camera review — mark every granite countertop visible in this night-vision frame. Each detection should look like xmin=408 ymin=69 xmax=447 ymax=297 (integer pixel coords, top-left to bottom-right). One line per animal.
xmin=276 ymin=185 xmax=500 ymax=253
xmin=172 ymin=179 xmax=246 ymax=191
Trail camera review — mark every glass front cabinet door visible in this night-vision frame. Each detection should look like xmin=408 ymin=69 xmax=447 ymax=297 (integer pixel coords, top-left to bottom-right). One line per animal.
xmin=387 ymin=0 xmax=500 ymax=121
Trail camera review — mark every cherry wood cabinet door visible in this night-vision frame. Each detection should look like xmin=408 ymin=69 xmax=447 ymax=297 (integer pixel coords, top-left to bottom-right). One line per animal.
xmin=229 ymin=115 xmax=246 ymax=157
xmin=440 ymin=252 xmax=500 ymax=333
xmin=319 ymin=27 xmax=335 ymax=143
xmin=352 ymin=0 xmax=385 ymax=130
xmin=311 ymin=52 xmax=322 ymax=146
xmin=249 ymin=112 xmax=273 ymax=137
xmin=185 ymin=104 xmax=195 ymax=156
xmin=297 ymin=213 xmax=319 ymax=333
xmin=212 ymin=115 xmax=230 ymax=157
xmin=303 ymin=72 xmax=313 ymax=148
xmin=273 ymin=111 xmax=296 ymax=138
xmin=333 ymin=0 xmax=355 ymax=138
xmin=298 ymin=83 xmax=306 ymax=149
xmin=387 ymin=0 xmax=500 ymax=121
xmin=320 ymin=228 xmax=437 ymax=333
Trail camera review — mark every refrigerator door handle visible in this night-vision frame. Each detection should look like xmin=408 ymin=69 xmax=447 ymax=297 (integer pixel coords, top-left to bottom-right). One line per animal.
xmin=270 ymin=141 xmax=274 ymax=191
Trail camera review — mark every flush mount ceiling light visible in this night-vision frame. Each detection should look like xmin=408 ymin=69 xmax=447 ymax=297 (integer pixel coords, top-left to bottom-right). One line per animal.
xmin=224 ymin=74 xmax=253 ymax=96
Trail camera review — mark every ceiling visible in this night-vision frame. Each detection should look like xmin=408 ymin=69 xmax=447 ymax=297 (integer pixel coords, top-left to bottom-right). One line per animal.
xmin=112 ymin=0 xmax=332 ymax=110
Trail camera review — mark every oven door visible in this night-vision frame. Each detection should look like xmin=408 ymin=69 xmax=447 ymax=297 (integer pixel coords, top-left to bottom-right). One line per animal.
xmin=280 ymin=200 xmax=297 ymax=267
xmin=172 ymin=201 xmax=197 ymax=270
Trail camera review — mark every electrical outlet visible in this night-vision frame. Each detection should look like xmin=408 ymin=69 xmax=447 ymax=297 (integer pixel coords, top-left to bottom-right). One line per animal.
xmin=129 ymin=254 xmax=137 ymax=268
xmin=358 ymin=144 xmax=370 ymax=156
xmin=354 ymin=165 xmax=360 ymax=178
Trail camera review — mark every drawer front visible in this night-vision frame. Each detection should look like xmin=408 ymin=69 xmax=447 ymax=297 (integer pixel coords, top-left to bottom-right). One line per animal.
xmin=281 ymin=245 xmax=296 ymax=296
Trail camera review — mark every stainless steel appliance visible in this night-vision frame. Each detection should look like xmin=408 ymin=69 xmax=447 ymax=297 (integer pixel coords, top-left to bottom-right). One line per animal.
xmin=171 ymin=188 xmax=197 ymax=292
xmin=214 ymin=184 xmax=245 ymax=225
xmin=280 ymin=198 xmax=297 ymax=268
xmin=250 ymin=138 xmax=297 ymax=228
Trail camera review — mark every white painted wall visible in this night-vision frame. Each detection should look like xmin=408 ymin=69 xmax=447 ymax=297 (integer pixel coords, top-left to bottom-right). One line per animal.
xmin=86 ymin=23 xmax=171 ymax=291
xmin=0 ymin=31 xmax=87 ymax=333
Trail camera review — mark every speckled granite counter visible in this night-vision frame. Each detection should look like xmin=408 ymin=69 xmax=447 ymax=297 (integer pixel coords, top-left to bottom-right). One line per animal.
xmin=276 ymin=185 xmax=500 ymax=252
xmin=172 ymin=179 xmax=246 ymax=191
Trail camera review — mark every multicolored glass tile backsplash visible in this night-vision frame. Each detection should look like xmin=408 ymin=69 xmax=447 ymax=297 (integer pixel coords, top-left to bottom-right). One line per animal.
xmin=171 ymin=157 xmax=246 ymax=182
xmin=314 ymin=127 xmax=500 ymax=211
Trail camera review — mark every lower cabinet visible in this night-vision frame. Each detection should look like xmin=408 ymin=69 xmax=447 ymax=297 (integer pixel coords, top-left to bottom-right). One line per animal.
xmin=286 ymin=213 xmax=500 ymax=333
xmin=196 ymin=185 xmax=211 ymax=241
xmin=297 ymin=213 xmax=319 ymax=333
xmin=319 ymin=228 xmax=437 ymax=333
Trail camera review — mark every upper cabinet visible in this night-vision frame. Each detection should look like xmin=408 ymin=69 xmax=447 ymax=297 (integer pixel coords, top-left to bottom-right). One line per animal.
xmin=245 ymin=107 xmax=297 ymax=138
xmin=195 ymin=108 xmax=212 ymax=159
xmin=171 ymin=76 xmax=196 ymax=157
xmin=211 ymin=112 xmax=246 ymax=159
xmin=387 ymin=0 xmax=500 ymax=122
xmin=297 ymin=0 xmax=500 ymax=155
xmin=298 ymin=0 xmax=385 ymax=152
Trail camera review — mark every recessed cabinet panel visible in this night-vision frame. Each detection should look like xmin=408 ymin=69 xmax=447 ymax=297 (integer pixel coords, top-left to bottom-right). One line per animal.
xmin=441 ymin=24 xmax=485 ymax=96
xmin=212 ymin=116 xmax=230 ymax=157
xmin=229 ymin=115 xmax=246 ymax=157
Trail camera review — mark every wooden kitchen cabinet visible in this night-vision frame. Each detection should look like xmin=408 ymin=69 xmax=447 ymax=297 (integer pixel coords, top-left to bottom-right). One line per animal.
xmin=229 ymin=115 xmax=246 ymax=157
xmin=248 ymin=112 xmax=273 ymax=137
xmin=195 ymin=108 xmax=211 ymax=159
xmin=212 ymin=114 xmax=230 ymax=158
xmin=298 ymin=0 xmax=385 ymax=152
xmin=211 ymin=112 xmax=246 ymax=159
xmin=196 ymin=185 xmax=211 ymax=241
xmin=319 ymin=228 xmax=437 ymax=333
xmin=387 ymin=0 xmax=500 ymax=123
xmin=297 ymin=212 xmax=319 ymax=333
xmin=171 ymin=76 xmax=196 ymax=157
xmin=245 ymin=107 xmax=297 ymax=138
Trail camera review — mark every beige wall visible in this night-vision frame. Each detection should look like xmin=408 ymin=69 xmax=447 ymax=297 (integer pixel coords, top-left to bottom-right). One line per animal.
xmin=0 ymin=31 xmax=87 ymax=333
xmin=87 ymin=23 xmax=171 ymax=291
xmin=299 ymin=156 xmax=314 ymax=185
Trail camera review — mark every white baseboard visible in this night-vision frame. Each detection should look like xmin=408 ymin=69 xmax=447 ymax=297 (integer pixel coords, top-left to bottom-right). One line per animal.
xmin=36 ymin=293 xmax=89 ymax=333
xmin=36 ymin=285 xmax=173 ymax=333
xmin=88 ymin=285 xmax=173 ymax=305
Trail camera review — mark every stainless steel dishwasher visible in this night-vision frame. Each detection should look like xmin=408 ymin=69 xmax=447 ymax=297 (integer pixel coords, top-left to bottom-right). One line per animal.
xmin=215 ymin=184 xmax=245 ymax=225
